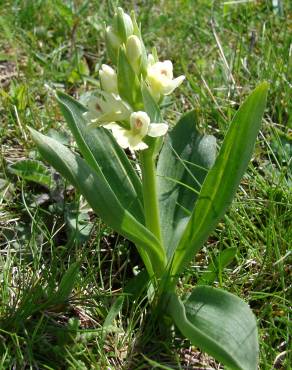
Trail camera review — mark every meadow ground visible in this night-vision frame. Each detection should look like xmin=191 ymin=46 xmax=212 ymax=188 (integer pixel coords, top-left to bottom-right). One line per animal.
xmin=0 ymin=0 xmax=291 ymax=369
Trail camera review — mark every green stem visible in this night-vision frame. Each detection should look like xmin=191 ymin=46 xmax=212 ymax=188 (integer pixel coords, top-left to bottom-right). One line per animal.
xmin=140 ymin=149 xmax=162 ymax=245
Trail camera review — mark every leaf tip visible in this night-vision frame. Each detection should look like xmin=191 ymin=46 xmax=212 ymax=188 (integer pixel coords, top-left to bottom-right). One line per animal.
xmin=27 ymin=126 xmax=38 ymax=138
xmin=55 ymin=89 xmax=66 ymax=102
xmin=256 ymin=81 xmax=270 ymax=95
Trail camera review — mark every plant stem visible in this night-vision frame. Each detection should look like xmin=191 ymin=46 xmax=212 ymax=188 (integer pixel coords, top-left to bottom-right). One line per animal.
xmin=140 ymin=150 xmax=162 ymax=244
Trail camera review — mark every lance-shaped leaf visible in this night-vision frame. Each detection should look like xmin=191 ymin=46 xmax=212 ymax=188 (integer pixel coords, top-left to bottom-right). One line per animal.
xmin=171 ymin=82 xmax=268 ymax=277
xmin=157 ymin=111 xmax=216 ymax=260
xmin=29 ymin=128 xmax=166 ymax=277
xmin=168 ymin=287 xmax=258 ymax=370
xmin=102 ymin=295 xmax=125 ymax=340
xmin=56 ymin=91 xmax=144 ymax=224
xmin=141 ymin=82 xmax=161 ymax=123
xmin=47 ymin=262 xmax=80 ymax=306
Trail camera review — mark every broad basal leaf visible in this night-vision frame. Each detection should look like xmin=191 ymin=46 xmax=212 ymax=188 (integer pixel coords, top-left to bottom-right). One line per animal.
xmin=56 ymin=91 xmax=144 ymax=224
xmin=157 ymin=111 xmax=216 ymax=259
xmin=171 ymin=82 xmax=268 ymax=277
xmin=168 ymin=286 xmax=258 ymax=370
xmin=29 ymin=128 xmax=166 ymax=277
xmin=9 ymin=159 xmax=52 ymax=187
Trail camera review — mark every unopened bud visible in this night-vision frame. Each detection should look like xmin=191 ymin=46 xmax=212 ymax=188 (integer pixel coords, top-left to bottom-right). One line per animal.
xmin=105 ymin=25 xmax=122 ymax=63
xmin=99 ymin=64 xmax=118 ymax=94
xmin=126 ymin=35 xmax=142 ymax=73
xmin=113 ymin=8 xmax=134 ymax=42
xmin=105 ymin=26 xmax=121 ymax=50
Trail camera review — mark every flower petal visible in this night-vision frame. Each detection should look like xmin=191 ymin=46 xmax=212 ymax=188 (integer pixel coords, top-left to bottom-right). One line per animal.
xmin=147 ymin=53 xmax=155 ymax=66
xmin=95 ymin=110 xmax=126 ymax=123
xmin=161 ymin=60 xmax=173 ymax=79
xmin=163 ymin=75 xmax=185 ymax=95
xmin=127 ymin=134 xmax=148 ymax=150
xmin=107 ymin=126 xmax=130 ymax=149
xmin=132 ymin=141 xmax=148 ymax=150
xmin=148 ymin=123 xmax=169 ymax=137
xmin=103 ymin=122 xmax=120 ymax=130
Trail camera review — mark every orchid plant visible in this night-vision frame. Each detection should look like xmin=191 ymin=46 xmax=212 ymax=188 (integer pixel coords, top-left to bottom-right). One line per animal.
xmin=29 ymin=8 xmax=268 ymax=369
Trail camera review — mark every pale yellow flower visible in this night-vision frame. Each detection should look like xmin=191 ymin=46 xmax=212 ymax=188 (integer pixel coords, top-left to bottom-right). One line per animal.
xmin=147 ymin=60 xmax=185 ymax=100
xmin=83 ymin=92 xmax=132 ymax=125
xmin=106 ymin=111 xmax=168 ymax=151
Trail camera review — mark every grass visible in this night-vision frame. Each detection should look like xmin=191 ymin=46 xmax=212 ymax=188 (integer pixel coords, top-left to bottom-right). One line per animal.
xmin=0 ymin=0 xmax=291 ymax=368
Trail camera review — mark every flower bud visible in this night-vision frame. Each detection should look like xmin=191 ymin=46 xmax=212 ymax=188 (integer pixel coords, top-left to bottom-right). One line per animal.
xmin=126 ymin=35 xmax=142 ymax=73
xmin=105 ymin=26 xmax=122 ymax=63
xmin=105 ymin=26 xmax=121 ymax=49
xmin=113 ymin=8 xmax=134 ymax=42
xmin=99 ymin=64 xmax=118 ymax=94
xmin=147 ymin=53 xmax=155 ymax=67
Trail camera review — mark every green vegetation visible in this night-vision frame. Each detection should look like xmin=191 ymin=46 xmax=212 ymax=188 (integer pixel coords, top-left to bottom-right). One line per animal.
xmin=0 ymin=1 xmax=291 ymax=369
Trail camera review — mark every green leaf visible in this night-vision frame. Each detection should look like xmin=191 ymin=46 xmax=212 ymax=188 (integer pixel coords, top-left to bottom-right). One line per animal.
xmin=29 ymin=128 xmax=166 ymax=277
xmin=168 ymin=287 xmax=258 ymax=370
xmin=114 ymin=8 xmax=133 ymax=42
xmin=65 ymin=202 xmax=93 ymax=245
xmin=124 ymin=269 xmax=149 ymax=299
xmin=117 ymin=47 xmax=141 ymax=107
xmin=102 ymin=295 xmax=124 ymax=339
xmin=56 ymin=91 xmax=144 ymax=224
xmin=9 ymin=159 xmax=52 ymax=187
xmin=171 ymin=82 xmax=269 ymax=277
xmin=141 ymin=82 xmax=161 ymax=123
xmin=141 ymin=82 xmax=164 ymax=156
xmin=67 ymin=58 xmax=89 ymax=83
xmin=157 ymin=111 xmax=216 ymax=260
xmin=54 ymin=0 xmax=74 ymax=27
xmin=197 ymin=247 xmax=237 ymax=285
xmin=48 ymin=262 xmax=80 ymax=306
xmin=47 ymin=128 xmax=70 ymax=145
